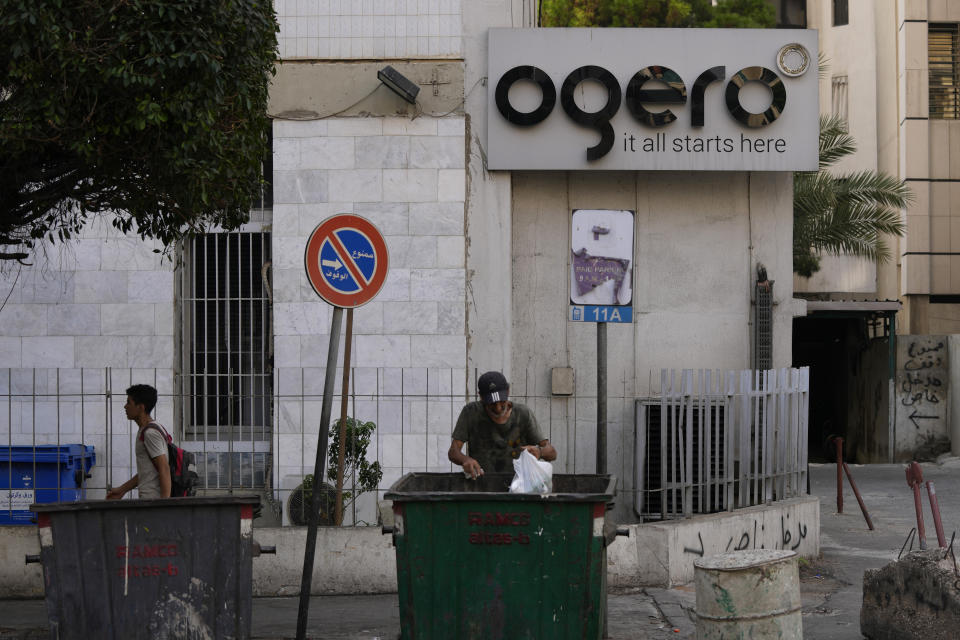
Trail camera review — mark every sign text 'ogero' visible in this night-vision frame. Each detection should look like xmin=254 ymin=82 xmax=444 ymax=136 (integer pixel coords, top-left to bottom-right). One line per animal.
xmin=487 ymin=28 xmax=818 ymax=171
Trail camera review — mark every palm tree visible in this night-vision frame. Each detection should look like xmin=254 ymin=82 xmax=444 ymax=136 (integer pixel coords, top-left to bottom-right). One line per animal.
xmin=793 ymin=115 xmax=911 ymax=277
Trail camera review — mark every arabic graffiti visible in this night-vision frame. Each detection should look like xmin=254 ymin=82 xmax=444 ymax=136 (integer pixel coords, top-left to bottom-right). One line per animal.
xmin=899 ymin=338 xmax=946 ymax=411
xmin=681 ymin=514 xmax=810 ymax=556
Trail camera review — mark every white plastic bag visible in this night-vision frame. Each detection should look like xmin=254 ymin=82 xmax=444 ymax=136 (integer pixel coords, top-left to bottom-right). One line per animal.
xmin=509 ymin=449 xmax=553 ymax=494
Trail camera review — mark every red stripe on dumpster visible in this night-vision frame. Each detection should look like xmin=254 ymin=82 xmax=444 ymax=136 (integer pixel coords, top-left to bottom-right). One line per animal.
xmin=593 ymin=503 xmax=606 ymax=518
xmin=37 ymin=513 xmax=50 ymax=528
xmin=241 ymin=505 xmax=253 ymax=520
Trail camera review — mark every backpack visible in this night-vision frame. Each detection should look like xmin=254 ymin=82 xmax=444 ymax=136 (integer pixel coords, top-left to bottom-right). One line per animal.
xmin=139 ymin=422 xmax=199 ymax=497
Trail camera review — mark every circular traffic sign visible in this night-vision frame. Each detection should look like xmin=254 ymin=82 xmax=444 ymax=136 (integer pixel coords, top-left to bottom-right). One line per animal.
xmin=304 ymin=214 xmax=389 ymax=308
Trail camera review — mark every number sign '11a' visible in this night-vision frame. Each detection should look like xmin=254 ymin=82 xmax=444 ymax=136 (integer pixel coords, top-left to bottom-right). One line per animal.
xmin=570 ymin=305 xmax=633 ymax=323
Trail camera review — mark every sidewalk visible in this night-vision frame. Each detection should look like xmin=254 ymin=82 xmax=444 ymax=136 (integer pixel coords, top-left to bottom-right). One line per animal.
xmin=2 ymin=461 xmax=958 ymax=639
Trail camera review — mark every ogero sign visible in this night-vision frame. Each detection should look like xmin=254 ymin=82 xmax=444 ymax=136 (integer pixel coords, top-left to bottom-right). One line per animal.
xmin=487 ymin=28 xmax=818 ymax=171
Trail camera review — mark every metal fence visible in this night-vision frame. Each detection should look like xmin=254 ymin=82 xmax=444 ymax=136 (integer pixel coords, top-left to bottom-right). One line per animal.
xmin=2 ymin=366 xmax=808 ymax=526
xmin=635 ymin=368 xmax=810 ymax=520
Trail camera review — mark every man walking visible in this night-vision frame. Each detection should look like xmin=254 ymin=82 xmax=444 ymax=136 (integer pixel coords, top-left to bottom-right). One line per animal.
xmin=106 ymin=384 xmax=171 ymax=499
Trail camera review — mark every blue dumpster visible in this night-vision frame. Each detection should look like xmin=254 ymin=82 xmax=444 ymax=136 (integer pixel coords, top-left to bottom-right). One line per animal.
xmin=0 ymin=445 xmax=96 ymax=525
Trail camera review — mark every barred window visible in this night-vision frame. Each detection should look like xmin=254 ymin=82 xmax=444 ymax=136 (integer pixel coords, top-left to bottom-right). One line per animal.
xmin=832 ymin=0 xmax=848 ymax=26
xmin=178 ymin=232 xmax=273 ymax=489
xmin=831 ymin=76 xmax=848 ymax=122
xmin=930 ymin=24 xmax=960 ymax=119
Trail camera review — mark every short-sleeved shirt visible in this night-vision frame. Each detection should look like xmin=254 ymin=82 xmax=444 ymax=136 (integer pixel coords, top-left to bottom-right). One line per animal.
xmin=452 ymin=401 xmax=544 ymax=474
xmin=136 ymin=422 xmax=169 ymax=499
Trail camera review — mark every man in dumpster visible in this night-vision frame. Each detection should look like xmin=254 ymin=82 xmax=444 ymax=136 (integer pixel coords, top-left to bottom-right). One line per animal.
xmin=106 ymin=384 xmax=172 ymax=499
xmin=448 ymin=371 xmax=557 ymax=478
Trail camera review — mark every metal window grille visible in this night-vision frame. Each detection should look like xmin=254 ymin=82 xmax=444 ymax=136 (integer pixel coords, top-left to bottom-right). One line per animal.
xmin=831 ymin=76 xmax=848 ymax=122
xmin=177 ymin=232 xmax=273 ymax=489
xmin=930 ymin=24 xmax=960 ymax=119
xmin=832 ymin=0 xmax=848 ymax=26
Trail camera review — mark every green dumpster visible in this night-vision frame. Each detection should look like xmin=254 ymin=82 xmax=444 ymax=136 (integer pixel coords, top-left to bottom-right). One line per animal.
xmin=384 ymin=472 xmax=616 ymax=640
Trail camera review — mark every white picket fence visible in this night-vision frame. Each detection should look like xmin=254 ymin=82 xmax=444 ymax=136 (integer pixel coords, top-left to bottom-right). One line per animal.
xmin=635 ymin=368 xmax=810 ymax=520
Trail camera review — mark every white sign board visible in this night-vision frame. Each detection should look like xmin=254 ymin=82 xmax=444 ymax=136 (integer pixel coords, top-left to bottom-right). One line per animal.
xmin=487 ymin=28 xmax=818 ymax=171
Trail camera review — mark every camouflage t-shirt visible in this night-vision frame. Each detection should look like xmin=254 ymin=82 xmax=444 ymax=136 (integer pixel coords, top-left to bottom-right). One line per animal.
xmin=451 ymin=401 xmax=544 ymax=474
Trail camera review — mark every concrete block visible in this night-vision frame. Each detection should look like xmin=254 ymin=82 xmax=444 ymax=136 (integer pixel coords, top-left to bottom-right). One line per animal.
xmin=127 ymin=271 xmax=174 ymax=303
xmin=101 ymin=303 xmax=156 ymax=336
xmin=21 ymin=337 xmax=75 ymax=368
xmin=410 ymin=268 xmax=464 ymax=301
xmin=437 ymin=168 xmax=465 ymax=201
xmin=383 ymin=301 xmax=439 ymax=334
xmin=0 ymin=526 xmax=43 ymax=598
xmin=382 ymin=117 xmax=437 ymax=136
xmin=251 ymin=526 xmax=397 ymax=596
xmin=0 ymin=338 xmax=21 ymax=367
xmin=607 ymin=497 xmax=820 ymax=588
xmin=327 ymin=118 xmax=383 ymax=137
xmin=861 ymin=549 xmax=960 ymax=639
xmin=436 ymin=236 xmax=464 ymax=268
xmin=386 ymin=235 xmax=437 ymax=269
xmin=274 ymin=301 xmax=331 ymax=336
xmin=437 ymin=302 xmax=466 ymax=336
xmin=382 ymin=169 xmax=438 ymax=202
xmin=274 ymin=119 xmax=327 ymax=139
xmin=273 ymin=170 xmax=329 ymax=204
xmin=100 ymin=238 xmax=164 ymax=271
xmin=271 ymin=268 xmax=302 ymax=303
xmin=75 ymin=271 xmax=128 ymax=303
xmin=274 ymin=335 xmax=302 ymax=368
xmin=437 ymin=117 xmax=466 ymax=136
xmin=301 ymin=137 xmax=356 ymax=170
xmin=355 ymin=334 xmax=411 ymax=367
xmin=272 ymin=136 xmax=300 ymax=170
xmin=410 ymin=335 xmax=465 ymax=367
xmin=329 ymin=169 xmax=383 ymax=203
xmin=410 ymin=136 xmax=465 ymax=169
xmin=377 ymin=268 xmax=411 ymax=301
xmin=126 ymin=336 xmax=174 ymax=368
xmin=355 ymin=136 xmax=410 ymax=169
xmin=0 ymin=305 xmax=47 ymax=337
xmin=21 ymin=272 xmax=75 ymax=304
xmin=409 ymin=202 xmax=464 ymax=235
xmin=354 ymin=202 xmax=410 ymax=235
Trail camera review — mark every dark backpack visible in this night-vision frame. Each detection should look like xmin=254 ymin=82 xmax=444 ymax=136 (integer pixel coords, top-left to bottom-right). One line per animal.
xmin=140 ymin=422 xmax=199 ymax=497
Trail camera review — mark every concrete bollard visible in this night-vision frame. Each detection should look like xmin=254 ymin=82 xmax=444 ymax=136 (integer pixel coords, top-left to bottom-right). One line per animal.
xmin=694 ymin=549 xmax=802 ymax=640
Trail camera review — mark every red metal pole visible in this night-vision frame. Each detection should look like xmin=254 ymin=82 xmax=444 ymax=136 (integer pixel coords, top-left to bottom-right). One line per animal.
xmin=842 ymin=462 xmax=874 ymax=530
xmin=926 ymin=481 xmax=947 ymax=548
xmin=835 ymin=437 xmax=844 ymax=513
xmin=906 ymin=462 xmax=927 ymax=550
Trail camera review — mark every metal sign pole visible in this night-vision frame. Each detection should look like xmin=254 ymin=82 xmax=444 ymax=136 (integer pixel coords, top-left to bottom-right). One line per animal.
xmin=335 ymin=309 xmax=354 ymax=525
xmin=296 ymin=306 xmax=344 ymax=640
xmin=597 ymin=321 xmax=607 ymax=475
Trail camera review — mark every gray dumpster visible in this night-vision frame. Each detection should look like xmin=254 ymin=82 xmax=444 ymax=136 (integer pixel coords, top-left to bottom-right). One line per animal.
xmin=29 ymin=496 xmax=269 ymax=639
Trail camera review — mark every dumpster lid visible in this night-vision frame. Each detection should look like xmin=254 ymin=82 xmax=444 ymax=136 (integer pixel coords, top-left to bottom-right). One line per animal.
xmin=384 ymin=473 xmax=616 ymax=502
xmin=30 ymin=495 xmax=260 ymax=513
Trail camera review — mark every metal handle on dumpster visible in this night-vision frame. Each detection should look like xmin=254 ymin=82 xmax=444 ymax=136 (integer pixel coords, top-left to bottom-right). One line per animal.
xmin=382 ymin=525 xmax=395 ymax=535
xmin=25 ymin=554 xmax=40 ymax=564
xmin=252 ymin=542 xmax=276 ymax=557
xmin=603 ymin=523 xmax=630 ymax=547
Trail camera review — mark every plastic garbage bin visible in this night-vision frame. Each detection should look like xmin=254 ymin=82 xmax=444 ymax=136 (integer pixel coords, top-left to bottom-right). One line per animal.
xmin=383 ymin=472 xmax=616 ymax=640
xmin=28 ymin=496 xmax=272 ymax=640
xmin=1 ymin=445 xmax=95 ymax=525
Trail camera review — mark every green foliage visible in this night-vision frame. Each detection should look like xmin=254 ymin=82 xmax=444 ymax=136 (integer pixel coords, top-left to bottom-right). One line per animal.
xmin=0 ymin=0 xmax=278 ymax=261
xmin=540 ymin=0 xmax=773 ymax=28
xmin=326 ymin=417 xmax=383 ymax=508
xmin=793 ymin=116 xmax=911 ymax=277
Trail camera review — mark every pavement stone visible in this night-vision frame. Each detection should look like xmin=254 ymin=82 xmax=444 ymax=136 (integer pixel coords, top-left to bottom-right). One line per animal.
xmin=3 ymin=461 xmax=959 ymax=638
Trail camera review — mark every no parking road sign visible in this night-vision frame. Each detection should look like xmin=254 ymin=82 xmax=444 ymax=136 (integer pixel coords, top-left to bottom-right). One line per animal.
xmin=304 ymin=214 xmax=389 ymax=308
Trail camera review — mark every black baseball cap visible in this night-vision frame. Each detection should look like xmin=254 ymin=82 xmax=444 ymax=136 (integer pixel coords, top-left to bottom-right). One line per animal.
xmin=477 ymin=371 xmax=509 ymax=405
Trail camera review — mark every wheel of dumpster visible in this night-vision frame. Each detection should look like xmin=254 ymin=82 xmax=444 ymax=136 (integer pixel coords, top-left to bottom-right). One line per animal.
xmin=287 ymin=481 xmax=337 ymax=526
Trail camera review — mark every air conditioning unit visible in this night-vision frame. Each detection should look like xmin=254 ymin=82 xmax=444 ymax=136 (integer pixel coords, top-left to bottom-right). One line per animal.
xmin=634 ymin=399 xmax=728 ymax=520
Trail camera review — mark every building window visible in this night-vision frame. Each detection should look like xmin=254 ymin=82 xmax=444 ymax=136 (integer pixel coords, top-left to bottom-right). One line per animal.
xmin=930 ymin=24 xmax=960 ymax=119
xmin=832 ymin=0 xmax=848 ymax=26
xmin=831 ymin=76 xmax=848 ymax=121
xmin=178 ymin=232 xmax=273 ymax=489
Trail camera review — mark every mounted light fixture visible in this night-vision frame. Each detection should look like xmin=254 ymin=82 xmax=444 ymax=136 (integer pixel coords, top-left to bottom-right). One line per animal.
xmin=377 ymin=65 xmax=420 ymax=104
